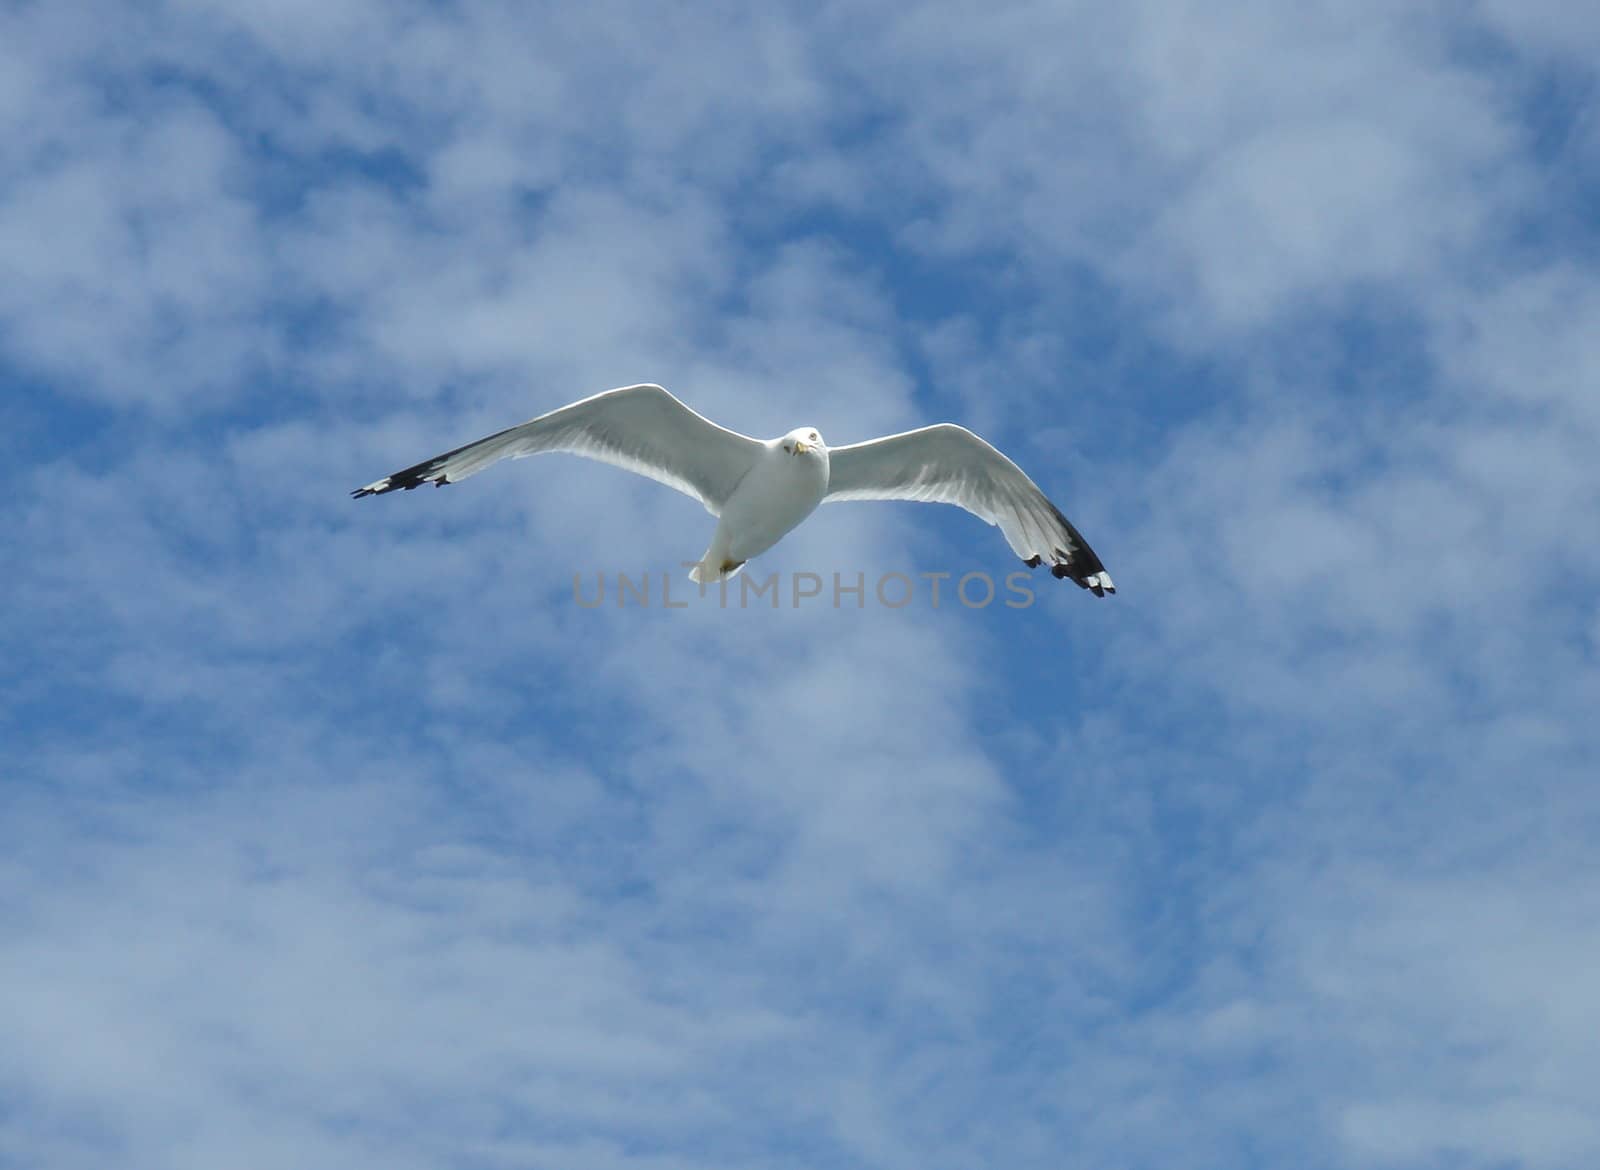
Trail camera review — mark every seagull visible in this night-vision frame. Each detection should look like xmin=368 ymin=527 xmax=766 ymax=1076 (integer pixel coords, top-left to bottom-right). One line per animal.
xmin=353 ymin=383 xmax=1115 ymax=595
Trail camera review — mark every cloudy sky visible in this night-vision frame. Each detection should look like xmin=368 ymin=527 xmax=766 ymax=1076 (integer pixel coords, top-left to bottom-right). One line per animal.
xmin=4 ymin=2 xmax=1599 ymax=1167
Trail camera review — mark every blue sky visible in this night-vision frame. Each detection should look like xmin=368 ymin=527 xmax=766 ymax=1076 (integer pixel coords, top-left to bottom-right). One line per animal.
xmin=4 ymin=2 xmax=1599 ymax=1168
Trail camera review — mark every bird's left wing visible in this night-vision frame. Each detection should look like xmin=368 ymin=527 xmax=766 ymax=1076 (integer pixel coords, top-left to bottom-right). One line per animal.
xmin=352 ymin=383 xmax=763 ymax=515
xmin=824 ymin=424 xmax=1115 ymax=595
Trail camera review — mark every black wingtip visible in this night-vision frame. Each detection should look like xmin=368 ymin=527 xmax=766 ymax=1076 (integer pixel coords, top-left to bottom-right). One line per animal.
xmin=1024 ymin=543 xmax=1115 ymax=597
xmin=351 ymin=463 xmax=452 ymax=499
xmin=387 ymin=466 xmax=445 ymax=491
xmin=1056 ymin=566 xmax=1112 ymax=596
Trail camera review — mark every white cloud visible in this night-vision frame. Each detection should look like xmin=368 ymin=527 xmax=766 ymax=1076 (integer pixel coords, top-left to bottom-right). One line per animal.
xmin=4 ymin=2 xmax=1599 ymax=1169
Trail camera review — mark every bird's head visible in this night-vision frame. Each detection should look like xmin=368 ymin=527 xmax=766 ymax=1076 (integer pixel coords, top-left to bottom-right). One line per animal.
xmin=782 ymin=427 xmax=826 ymax=457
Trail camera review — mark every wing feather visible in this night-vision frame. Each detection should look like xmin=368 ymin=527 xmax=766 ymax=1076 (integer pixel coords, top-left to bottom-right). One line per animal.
xmin=352 ymin=384 xmax=762 ymax=515
xmin=824 ymin=424 xmax=1115 ymax=595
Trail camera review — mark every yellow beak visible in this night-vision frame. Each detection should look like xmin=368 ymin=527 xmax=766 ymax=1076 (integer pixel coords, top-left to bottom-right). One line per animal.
xmin=793 ymin=440 xmax=809 ymax=455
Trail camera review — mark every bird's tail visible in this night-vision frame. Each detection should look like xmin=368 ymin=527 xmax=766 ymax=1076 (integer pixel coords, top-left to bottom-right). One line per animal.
xmin=688 ymin=555 xmax=747 ymax=584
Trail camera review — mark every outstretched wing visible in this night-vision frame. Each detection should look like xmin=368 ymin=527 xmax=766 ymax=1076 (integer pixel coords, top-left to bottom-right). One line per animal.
xmin=824 ymin=424 xmax=1115 ymax=596
xmin=352 ymin=383 xmax=763 ymax=515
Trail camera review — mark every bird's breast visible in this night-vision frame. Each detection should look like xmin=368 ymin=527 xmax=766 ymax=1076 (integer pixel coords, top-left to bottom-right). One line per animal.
xmin=720 ymin=450 xmax=829 ymax=561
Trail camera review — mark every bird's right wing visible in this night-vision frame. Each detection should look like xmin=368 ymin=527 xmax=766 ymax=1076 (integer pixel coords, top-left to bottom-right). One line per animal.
xmin=352 ymin=383 xmax=764 ymax=515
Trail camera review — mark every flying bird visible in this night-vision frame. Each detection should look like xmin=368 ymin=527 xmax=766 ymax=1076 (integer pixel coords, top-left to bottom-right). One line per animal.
xmin=353 ymin=383 xmax=1115 ymax=595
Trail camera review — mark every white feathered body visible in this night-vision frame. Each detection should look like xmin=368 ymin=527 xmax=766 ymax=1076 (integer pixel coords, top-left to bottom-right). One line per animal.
xmin=690 ymin=439 xmax=830 ymax=583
